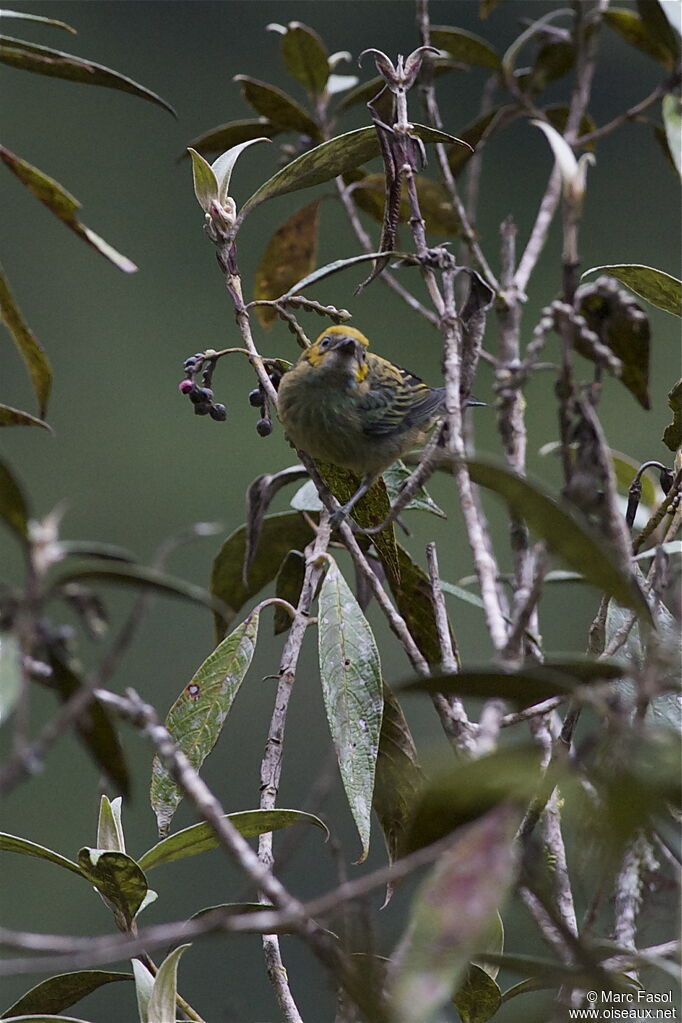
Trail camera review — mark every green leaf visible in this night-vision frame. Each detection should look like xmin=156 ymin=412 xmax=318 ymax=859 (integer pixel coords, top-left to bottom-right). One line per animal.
xmin=662 ymin=94 xmax=682 ymax=179
xmin=453 ymin=964 xmax=502 ymax=1023
xmin=211 ymin=511 xmax=314 ymax=640
xmin=0 ymin=457 xmax=29 ymax=541
xmin=234 ymin=74 xmax=320 ymax=137
xmin=0 ymin=402 xmax=51 ymax=429
xmin=439 ymin=579 xmax=487 ymax=611
xmin=150 ymin=612 xmax=261 ymax=836
xmin=349 ymin=174 xmax=464 ymax=236
xmin=50 ymin=560 xmax=231 ymax=622
xmin=386 ymin=544 xmax=455 ymax=668
xmin=183 ymin=118 xmax=278 ymax=161
xmin=0 ymin=264 xmax=51 ymax=416
xmin=0 ymin=145 xmax=137 ymax=273
xmin=138 ymin=809 xmax=328 ymax=871
xmin=373 ymin=683 xmax=424 ymax=902
xmin=147 ymin=945 xmax=190 ymax=1023
xmin=290 ymin=479 xmax=322 ymax=511
xmin=0 ymin=832 xmax=82 ymax=876
xmin=131 ymin=959 xmax=154 ymax=1023
xmin=96 ymin=796 xmax=126 ymax=853
xmin=576 ymin=281 xmax=651 ymax=408
xmin=610 ymin=449 xmax=659 ymax=508
xmin=278 ymin=21 xmax=329 ymax=95
xmin=501 ymin=9 xmax=571 ymax=81
xmin=581 ymin=264 xmax=682 ymax=317
xmin=318 ymin=558 xmax=383 ymax=862
xmin=401 ymin=658 xmax=627 ymax=709
xmin=603 ymin=8 xmax=677 ymax=69
xmin=637 ymin=0 xmax=681 ymax=60
xmin=0 ymin=632 xmax=21 ymax=727
xmin=282 ymin=249 xmax=418 ymax=295
xmin=240 ymin=124 xmax=467 ymax=215
xmin=466 ymin=456 xmax=652 ymax=622
xmin=430 ymin=25 xmax=501 ymax=69
xmin=211 ymin=137 xmax=271 ymax=204
xmin=0 ymin=34 xmax=175 ymax=114
xmin=545 ymin=105 xmax=597 ymax=151
xmin=335 ymin=74 xmax=386 ymax=112
xmin=0 ymin=10 xmax=76 ymax=33
xmin=1 ymin=972 xmax=131 ymax=1018
xmin=254 ymin=200 xmax=319 ymax=328
xmin=663 ymin=378 xmax=682 ymax=452
xmin=382 ymin=461 xmax=446 ymax=518
xmin=2 ymin=1016 xmax=97 ymax=1022
xmin=447 ymin=106 xmax=515 ymax=176
xmin=388 ymin=805 xmax=518 ymax=1023
xmin=274 ymin=550 xmax=306 ymax=635
xmin=187 ymin=148 xmax=218 ymax=212
xmin=46 ymin=651 xmax=130 ymax=797
xmin=77 ymin=847 xmax=149 ymax=927
xmin=402 ymin=745 xmax=544 ymax=855
xmin=528 ymin=41 xmax=575 ymax=92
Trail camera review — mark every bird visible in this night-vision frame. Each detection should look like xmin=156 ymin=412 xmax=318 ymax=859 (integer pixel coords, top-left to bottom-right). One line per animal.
xmin=277 ymin=325 xmax=477 ymax=527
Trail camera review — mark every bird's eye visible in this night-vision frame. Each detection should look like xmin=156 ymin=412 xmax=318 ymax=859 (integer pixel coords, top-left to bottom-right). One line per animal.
xmin=319 ymin=336 xmax=331 ymax=350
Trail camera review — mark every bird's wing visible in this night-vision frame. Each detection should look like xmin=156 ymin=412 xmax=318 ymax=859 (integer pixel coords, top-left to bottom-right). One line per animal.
xmin=359 ymin=360 xmax=445 ymax=437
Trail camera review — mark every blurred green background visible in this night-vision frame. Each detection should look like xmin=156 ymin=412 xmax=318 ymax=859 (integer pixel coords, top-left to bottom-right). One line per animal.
xmin=1 ymin=2 xmax=679 ymax=1020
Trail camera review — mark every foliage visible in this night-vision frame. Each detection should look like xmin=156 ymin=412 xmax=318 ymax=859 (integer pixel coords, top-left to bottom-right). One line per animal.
xmin=1 ymin=4 xmax=680 ymax=1022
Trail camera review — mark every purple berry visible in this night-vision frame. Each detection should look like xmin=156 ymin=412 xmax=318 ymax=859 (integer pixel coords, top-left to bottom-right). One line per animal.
xmin=209 ymin=403 xmax=227 ymax=421
xmin=248 ymin=387 xmax=265 ymax=408
xmin=256 ymin=417 xmax=272 ymax=437
xmin=194 ymin=402 xmax=211 ymax=416
xmin=179 ymin=379 xmax=193 ymax=394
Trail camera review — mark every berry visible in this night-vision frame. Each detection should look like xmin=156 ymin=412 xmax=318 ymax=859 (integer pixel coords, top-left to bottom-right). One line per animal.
xmin=189 ymin=386 xmax=214 ymax=405
xmin=256 ymin=417 xmax=273 ymax=437
xmin=209 ymin=403 xmax=227 ymax=421
xmin=248 ymin=387 xmax=265 ymax=408
xmin=194 ymin=402 xmax=211 ymax=416
xmin=178 ymin=379 xmax=193 ymax=394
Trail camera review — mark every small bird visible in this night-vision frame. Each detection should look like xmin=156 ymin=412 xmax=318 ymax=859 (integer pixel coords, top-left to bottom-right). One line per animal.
xmin=277 ymin=325 xmax=472 ymax=526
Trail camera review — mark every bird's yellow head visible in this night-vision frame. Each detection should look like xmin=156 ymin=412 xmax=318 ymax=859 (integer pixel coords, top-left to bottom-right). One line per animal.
xmin=301 ymin=326 xmax=370 ymax=383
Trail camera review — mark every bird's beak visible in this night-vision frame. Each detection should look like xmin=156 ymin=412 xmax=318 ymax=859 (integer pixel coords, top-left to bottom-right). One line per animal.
xmin=329 ymin=334 xmax=358 ymax=354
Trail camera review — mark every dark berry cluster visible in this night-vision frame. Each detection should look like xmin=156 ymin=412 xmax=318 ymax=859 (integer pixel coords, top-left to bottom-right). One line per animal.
xmin=248 ymin=383 xmax=273 ymax=437
xmin=178 ymin=353 xmax=227 ymax=421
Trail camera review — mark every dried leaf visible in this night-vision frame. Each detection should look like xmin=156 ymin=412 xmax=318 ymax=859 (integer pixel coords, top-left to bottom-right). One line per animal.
xmin=254 ymin=201 xmax=320 ymax=327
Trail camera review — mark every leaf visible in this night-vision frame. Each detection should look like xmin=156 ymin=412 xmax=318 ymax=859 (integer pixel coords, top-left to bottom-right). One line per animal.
xmin=282 ymin=249 xmax=418 ymax=296
xmin=545 ymin=105 xmax=597 ymax=151
xmin=401 ymin=658 xmax=627 ymax=709
xmin=0 ymin=402 xmax=51 ymax=429
xmin=318 ymin=558 xmax=383 ymax=862
xmin=147 ymin=945 xmax=190 ymax=1023
xmin=0 ymin=34 xmax=175 ymax=113
xmin=335 ymin=74 xmax=387 ymax=112
xmin=187 ymin=148 xmax=218 ymax=212
xmin=501 ymin=9 xmax=572 ymax=81
xmin=0 ymin=457 xmax=29 ymax=541
xmin=0 ymin=145 xmax=137 ymax=273
xmin=0 ymin=632 xmax=21 ymax=727
xmin=211 ymin=511 xmax=314 ymax=639
xmin=637 ymin=0 xmax=681 ymax=61
xmin=447 ymin=106 xmax=515 ymax=176
xmin=603 ymin=8 xmax=677 ymax=69
xmin=453 ymin=964 xmax=502 ymax=1023
xmin=388 ymin=805 xmax=518 ymax=1023
xmin=183 ymin=118 xmax=278 ymax=161
xmin=138 ymin=809 xmax=328 ymax=871
xmin=581 ymin=264 xmax=682 ymax=317
xmin=150 ymin=612 xmax=260 ymax=836
xmin=46 ymin=651 xmax=130 ymax=797
xmin=278 ymin=21 xmax=329 ymax=95
xmin=96 ymin=796 xmax=125 ymax=853
xmin=382 ymin=461 xmax=446 ymax=518
xmin=243 ymin=467 xmax=309 ymax=585
xmin=211 ymin=137 xmax=271 ymax=204
xmin=466 ymin=456 xmax=652 ymax=621
xmin=373 ymin=683 xmax=424 ymax=903
xmin=1 ymin=972 xmax=132 ymax=1018
xmin=663 ymin=378 xmax=682 ymax=452
xmin=350 ymin=174 xmax=464 ymax=236
xmin=0 ymin=264 xmax=51 ymax=416
xmin=254 ymin=200 xmax=320 ymax=328
xmin=610 ymin=449 xmax=659 ymax=508
xmin=440 ymin=579 xmax=487 ymax=610
xmin=430 ymin=26 xmax=501 ymax=69
xmin=528 ymin=41 xmax=575 ymax=92
xmin=240 ymin=124 xmax=468 ymax=215
xmin=274 ymin=550 xmax=306 ymax=635
xmin=1 ymin=1016 xmax=98 ymax=1022
xmin=386 ymin=544 xmax=454 ymax=668
xmin=0 ymin=832 xmax=82 ymax=876
xmin=662 ymin=94 xmax=682 ymax=178
xmin=402 ymin=745 xmax=544 ymax=855
xmin=234 ymin=75 xmax=320 ymax=137
xmin=131 ymin=959 xmax=154 ymax=1023
xmin=290 ymin=479 xmax=322 ymax=511
xmin=50 ymin=561 xmax=230 ymax=622
xmin=0 ymin=10 xmax=76 ymax=33
xmin=77 ymin=847 xmax=149 ymax=927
